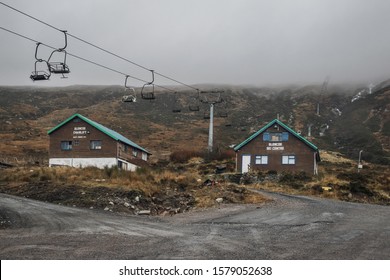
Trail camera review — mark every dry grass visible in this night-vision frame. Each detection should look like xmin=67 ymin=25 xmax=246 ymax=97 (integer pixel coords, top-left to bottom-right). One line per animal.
xmin=1 ymin=149 xmax=388 ymax=213
xmin=245 ymin=155 xmax=390 ymax=205
xmin=195 ymin=182 xmax=268 ymax=208
xmin=320 ymin=150 xmax=355 ymax=164
xmin=0 ymin=164 xmax=269 ymax=213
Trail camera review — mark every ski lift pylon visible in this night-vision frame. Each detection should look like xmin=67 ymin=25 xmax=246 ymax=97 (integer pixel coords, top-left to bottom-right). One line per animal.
xmin=122 ymin=75 xmax=137 ymax=102
xmin=141 ymin=70 xmax=155 ymax=100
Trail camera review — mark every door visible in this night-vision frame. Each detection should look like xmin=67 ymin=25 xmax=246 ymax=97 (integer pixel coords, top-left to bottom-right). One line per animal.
xmin=242 ymin=155 xmax=251 ymax=173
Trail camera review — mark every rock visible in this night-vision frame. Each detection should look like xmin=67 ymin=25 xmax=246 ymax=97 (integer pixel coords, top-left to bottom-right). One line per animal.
xmin=124 ymin=202 xmax=130 ymax=207
xmin=104 ymin=207 xmax=110 ymax=211
xmin=95 ymin=179 xmax=106 ymax=182
xmin=348 ymin=193 xmax=353 ymax=199
xmin=203 ymin=179 xmax=216 ymax=186
xmin=215 ymin=165 xmax=227 ymax=174
xmin=109 ymin=201 xmax=114 ymax=205
xmin=138 ymin=210 xmax=151 ymax=215
xmin=215 ymin=198 xmax=223 ymax=203
xmin=135 ymin=196 xmax=140 ymax=202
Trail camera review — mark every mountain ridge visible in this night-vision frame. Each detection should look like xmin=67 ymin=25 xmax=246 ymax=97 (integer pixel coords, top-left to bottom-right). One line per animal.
xmin=0 ymin=82 xmax=389 ymax=165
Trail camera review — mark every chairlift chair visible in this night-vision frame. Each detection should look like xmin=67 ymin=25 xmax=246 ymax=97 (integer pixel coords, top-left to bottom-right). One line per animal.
xmin=172 ymin=102 xmax=182 ymax=112
xmin=188 ymin=89 xmax=200 ymax=112
xmin=218 ymin=97 xmax=228 ymax=117
xmin=219 ymin=111 xmax=228 ymax=118
xmin=141 ymin=70 xmax=156 ymax=100
xmin=122 ymin=88 xmax=137 ymax=102
xmin=47 ymin=31 xmax=70 ymax=78
xmin=189 ymin=105 xmax=200 ymax=112
xmin=48 ymin=61 xmax=70 ymax=75
xmin=30 ymin=43 xmax=51 ymax=81
xmin=172 ymin=93 xmax=182 ymax=113
xmin=122 ymin=75 xmax=137 ymax=102
xmin=30 ymin=69 xmax=51 ymax=81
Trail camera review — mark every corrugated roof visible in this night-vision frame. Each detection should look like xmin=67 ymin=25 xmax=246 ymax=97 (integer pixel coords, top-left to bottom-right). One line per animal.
xmin=234 ymin=119 xmax=319 ymax=152
xmin=47 ymin=113 xmax=151 ymax=154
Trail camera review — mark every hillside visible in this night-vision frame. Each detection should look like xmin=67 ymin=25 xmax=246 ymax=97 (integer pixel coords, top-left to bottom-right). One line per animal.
xmin=0 ymin=82 xmax=389 ymax=165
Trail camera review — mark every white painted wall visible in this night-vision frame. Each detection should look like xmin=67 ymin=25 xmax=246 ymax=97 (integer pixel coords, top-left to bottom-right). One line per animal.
xmin=49 ymin=157 xmax=142 ymax=171
xmin=117 ymin=159 xmax=138 ymax=172
xmin=49 ymin=157 xmax=117 ymax=169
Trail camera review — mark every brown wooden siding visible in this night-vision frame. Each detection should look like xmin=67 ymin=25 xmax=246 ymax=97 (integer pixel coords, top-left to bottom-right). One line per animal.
xmin=49 ymin=118 xmax=117 ymax=158
xmin=117 ymin=142 xmax=147 ymax=162
xmin=236 ymin=126 xmax=316 ymax=174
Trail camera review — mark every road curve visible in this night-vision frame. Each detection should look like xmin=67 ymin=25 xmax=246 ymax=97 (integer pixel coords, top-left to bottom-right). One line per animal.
xmin=0 ymin=191 xmax=389 ymax=259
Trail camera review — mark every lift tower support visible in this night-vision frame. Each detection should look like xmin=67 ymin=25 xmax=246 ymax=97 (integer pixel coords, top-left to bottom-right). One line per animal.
xmin=200 ymin=90 xmax=224 ymax=153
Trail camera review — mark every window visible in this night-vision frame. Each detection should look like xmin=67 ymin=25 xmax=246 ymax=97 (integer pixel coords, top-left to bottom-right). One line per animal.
xmin=73 ymin=140 xmax=79 ymax=146
xmin=282 ymin=155 xmax=296 ymax=165
xmin=263 ymin=132 xmax=289 ymax=142
xmin=132 ymin=149 xmax=138 ymax=157
xmin=90 ymin=140 xmax=102 ymax=150
xmin=255 ymin=155 xmax=268 ymax=165
xmin=61 ymin=141 xmax=72 ymax=150
xmin=142 ymin=152 xmax=148 ymax=161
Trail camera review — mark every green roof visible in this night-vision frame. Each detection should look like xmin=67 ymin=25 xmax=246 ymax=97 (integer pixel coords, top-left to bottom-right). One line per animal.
xmin=234 ymin=119 xmax=319 ymax=152
xmin=48 ymin=113 xmax=151 ymax=154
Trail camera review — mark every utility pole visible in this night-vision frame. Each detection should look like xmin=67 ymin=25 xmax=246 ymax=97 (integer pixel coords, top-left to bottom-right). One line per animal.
xmin=200 ymin=89 xmax=224 ymax=153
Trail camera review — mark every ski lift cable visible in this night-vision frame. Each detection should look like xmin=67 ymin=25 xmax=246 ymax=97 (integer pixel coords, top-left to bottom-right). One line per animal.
xmin=0 ymin=26 xmax=139 ymax=81
xmin=0 ymin=26 xmax=176 ymax=92
xmin=0 ymin=2 xmax=62 ymax=32
xmin=0 ymin=2 xmax=199 ymax=92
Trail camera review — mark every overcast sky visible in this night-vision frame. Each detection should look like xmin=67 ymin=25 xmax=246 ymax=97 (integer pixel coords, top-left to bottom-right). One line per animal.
xmin=1 ymin=0 xmax=390 ymax=88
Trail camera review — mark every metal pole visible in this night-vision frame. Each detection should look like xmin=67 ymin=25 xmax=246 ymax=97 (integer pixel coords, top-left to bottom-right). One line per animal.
xmin=200 ymin=89 xmax=224 ymax=153
xmin=208 ymin=103 xmax=214 ymax=153
xmin=358 ymin=150 xmax=363 ymax=172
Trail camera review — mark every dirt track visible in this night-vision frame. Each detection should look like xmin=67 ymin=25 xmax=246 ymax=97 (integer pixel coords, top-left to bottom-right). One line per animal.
xmin=0 ymin=191 xmax=389 ymax=259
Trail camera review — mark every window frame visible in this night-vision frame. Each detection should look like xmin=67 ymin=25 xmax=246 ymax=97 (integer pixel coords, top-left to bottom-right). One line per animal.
xmin=255 ymin=155 xmax=269 ymax=165
xmin=61 ymin=141 xmax=72 ymax=151
xmin=263 ymin=132 xmax=289 ymax=142
xmin=90 ymin=140 xmax=102 ymax=150
xmin=282 ymin=155 xmax=296 ymax=165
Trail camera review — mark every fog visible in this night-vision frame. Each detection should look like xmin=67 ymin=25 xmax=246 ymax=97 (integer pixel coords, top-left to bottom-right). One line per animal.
xmin=1 ymin=0 xmax=390 ymax=88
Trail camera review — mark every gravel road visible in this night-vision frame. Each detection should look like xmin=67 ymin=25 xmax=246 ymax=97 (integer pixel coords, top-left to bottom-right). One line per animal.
xmin=0 ymin=190 xmax=389 ymax=259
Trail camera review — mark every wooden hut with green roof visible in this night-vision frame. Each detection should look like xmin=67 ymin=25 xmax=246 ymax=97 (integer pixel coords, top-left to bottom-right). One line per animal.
xmin=48 ymin=113 xmax=151 ymax=171
xmin=234 ymin=119 xmax=320 ymax=175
